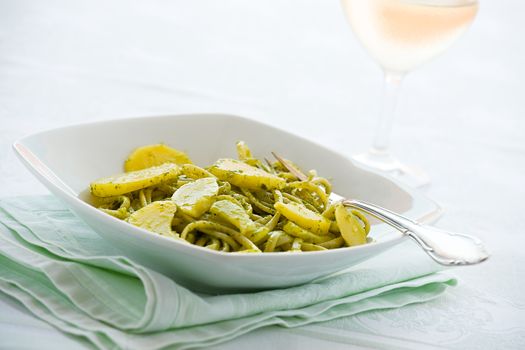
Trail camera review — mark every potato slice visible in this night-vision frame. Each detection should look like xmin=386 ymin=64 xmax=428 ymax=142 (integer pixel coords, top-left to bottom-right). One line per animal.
xmin=335 ymin=203 xmax=367 ymax=246
xmin=208 ymin=158 xmax=285 ymax=190
xmin=90 ymin=163 xmax=180 ymax=197
xmin=274 ymin=201 xmax=330 ymax=235
xmin=180 ymin=164 xmax=216 ymax=179
xmin=124 ymin=144 xmax=192 ymax=172
xmin=172 ymin=177 xmax=219 ymax=218
xmin=127 ymin=201 xmax=177 ymax=236
xmin=210 ymin=199 xmax=257 ymax=235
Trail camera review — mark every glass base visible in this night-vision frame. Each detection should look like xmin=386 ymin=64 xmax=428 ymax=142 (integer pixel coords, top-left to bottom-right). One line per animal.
xmin=353 ymin=148 xmax=430 ymax=188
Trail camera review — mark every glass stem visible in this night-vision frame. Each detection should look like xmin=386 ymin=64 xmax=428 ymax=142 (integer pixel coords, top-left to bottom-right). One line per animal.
xmin=372 ymin=71 xmax=405 ymax=153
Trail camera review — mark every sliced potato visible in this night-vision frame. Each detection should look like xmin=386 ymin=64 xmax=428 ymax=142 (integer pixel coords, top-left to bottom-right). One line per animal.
xmin=172 ymin=177 xmax=219 ymax=217
xmin=124 ymin=144 xmax=192 ymax=172
xmin=127 ymin=200 xmax=177 ymax=236
xmin=208 ymin=158 xmax=285 ymax=190
xmin=275 ymin=201 xmax=330 ymax=235
xmin=180 ymin=164 xmax=216 ymax=179
xmin=335 ymin=203 xmax=367 ymax=247
xmin=90 ymin=163 xmax=180 ymax=197
xmin=210 ymin=199 xmax=257 ymax=235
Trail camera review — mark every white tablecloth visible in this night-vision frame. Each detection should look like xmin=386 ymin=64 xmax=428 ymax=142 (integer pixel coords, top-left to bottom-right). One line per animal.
xmin=1 ymin=0 xmax=524 ymax=348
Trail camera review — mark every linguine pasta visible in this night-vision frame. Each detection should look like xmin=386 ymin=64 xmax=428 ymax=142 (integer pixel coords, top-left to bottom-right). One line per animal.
xmin=89 ymin=142 xmax=370 ymax=253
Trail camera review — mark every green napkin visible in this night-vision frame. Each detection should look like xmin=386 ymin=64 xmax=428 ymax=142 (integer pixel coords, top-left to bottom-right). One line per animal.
xmin=0 ymin=196 xmax=456 ymax=350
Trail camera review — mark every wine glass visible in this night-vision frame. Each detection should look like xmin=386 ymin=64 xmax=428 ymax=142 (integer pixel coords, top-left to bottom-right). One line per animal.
xmin=341 ymin=0 xmax=478 ymax=187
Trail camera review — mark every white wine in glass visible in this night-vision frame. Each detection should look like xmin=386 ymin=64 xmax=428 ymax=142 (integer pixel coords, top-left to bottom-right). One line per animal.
xmin=341 ymin=0 xmax=478 ymax=187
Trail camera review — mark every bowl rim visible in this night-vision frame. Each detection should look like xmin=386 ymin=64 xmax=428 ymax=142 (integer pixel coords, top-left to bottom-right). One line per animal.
xmin=12 ymin=113 xmax=442 ymax=259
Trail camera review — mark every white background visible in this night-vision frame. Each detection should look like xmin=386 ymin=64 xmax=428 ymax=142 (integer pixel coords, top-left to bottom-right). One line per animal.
xmin=1 ymin=0 xmax=524 ymax=348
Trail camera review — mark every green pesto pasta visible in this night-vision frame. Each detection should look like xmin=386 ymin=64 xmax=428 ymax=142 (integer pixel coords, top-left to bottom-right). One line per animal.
xmin=89 ymin=142 xmax=371 ymax=253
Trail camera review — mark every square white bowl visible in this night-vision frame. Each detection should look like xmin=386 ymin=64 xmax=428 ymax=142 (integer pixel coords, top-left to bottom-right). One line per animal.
xmin=13 ymin=114 xmax=441 ymax=292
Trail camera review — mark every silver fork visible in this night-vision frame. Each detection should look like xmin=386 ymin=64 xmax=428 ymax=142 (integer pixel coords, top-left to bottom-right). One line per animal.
xmin=271 ymin=152 xmax=489 ymax=266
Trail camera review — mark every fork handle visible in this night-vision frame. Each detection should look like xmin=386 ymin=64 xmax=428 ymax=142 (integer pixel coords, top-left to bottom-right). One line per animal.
xmin=342 ymin=199 xmax=489 ymax=266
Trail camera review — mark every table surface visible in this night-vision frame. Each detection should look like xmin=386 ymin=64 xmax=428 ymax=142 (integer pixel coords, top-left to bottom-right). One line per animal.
xmin=1 ymin=0 xmax=524 ymax=349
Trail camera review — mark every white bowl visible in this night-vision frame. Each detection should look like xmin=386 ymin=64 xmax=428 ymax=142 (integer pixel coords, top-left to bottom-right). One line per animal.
xmin=13 ymin=114 xmax=441 ymax=292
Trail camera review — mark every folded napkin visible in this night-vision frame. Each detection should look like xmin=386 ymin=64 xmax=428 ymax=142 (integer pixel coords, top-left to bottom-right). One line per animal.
xmin=0 ymin=196 xmax=456 ymax=350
